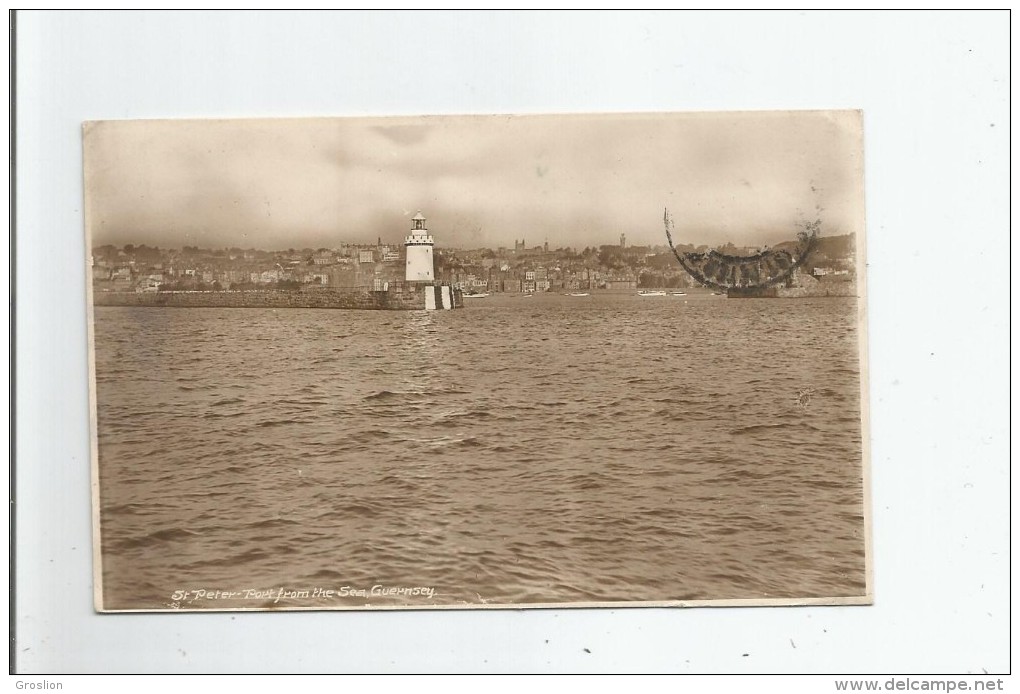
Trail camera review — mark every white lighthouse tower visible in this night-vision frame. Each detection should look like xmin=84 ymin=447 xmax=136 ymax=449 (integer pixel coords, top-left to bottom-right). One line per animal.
xmin=404 ymin=211 xmax=435 ymax=283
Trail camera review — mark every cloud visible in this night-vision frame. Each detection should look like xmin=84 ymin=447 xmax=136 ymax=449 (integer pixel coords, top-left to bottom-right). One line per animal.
xmin=85 ymin=111 xmax=864 ymax=250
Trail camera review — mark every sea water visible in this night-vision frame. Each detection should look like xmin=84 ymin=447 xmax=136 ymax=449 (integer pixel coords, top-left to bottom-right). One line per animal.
xmin=92 ymin=292 xmax=865 ymax=609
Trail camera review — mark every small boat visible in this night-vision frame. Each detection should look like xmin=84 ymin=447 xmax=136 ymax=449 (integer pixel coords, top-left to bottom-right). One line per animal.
xmin=638 ymin=290 xmax=667 ymax=297
xmin=463 ymin=292 xmax=490 ymax=298
xmin=568 ymin=292 xmax=590 ymax=297
xmin=672 ymin=292 xmax=687 ymax=296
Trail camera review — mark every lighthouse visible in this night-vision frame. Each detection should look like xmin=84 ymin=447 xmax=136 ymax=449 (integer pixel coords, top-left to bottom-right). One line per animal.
xmin=405 ymin=211 xmax=435 ymax=283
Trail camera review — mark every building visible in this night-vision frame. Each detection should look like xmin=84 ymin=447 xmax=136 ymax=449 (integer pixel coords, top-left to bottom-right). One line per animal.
xmin=328 ymin=266 xmax=358 ymax=288
xmin=535 ymin=268 xmax=550 ymax=292
xmin=405 ymin=211 xmax=435 ymax=283
xmin=605 ymin=276 xmax=637 ymax=290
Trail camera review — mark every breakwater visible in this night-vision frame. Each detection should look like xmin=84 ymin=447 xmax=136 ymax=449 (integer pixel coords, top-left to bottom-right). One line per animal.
xmin=93 ymin=286 xmax=464 ymax=310
xmin=727 ymin=275 xmax=857 ymax=299
xmin=727 ymin=286 xmax=856 ymax=298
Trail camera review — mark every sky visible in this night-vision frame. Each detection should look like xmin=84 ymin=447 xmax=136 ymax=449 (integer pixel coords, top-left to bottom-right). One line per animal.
xmin=84 ymin=110 xmax=864 ymax=251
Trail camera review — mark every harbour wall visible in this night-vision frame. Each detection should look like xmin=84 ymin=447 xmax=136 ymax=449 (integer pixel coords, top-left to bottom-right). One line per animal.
xmin=93 ymin=286 xmax=464 ymax=310
xmin=727 ymin=275 xmax=856 ymax=299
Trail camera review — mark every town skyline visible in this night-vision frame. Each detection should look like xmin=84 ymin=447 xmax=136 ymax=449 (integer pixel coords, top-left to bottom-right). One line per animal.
xmin=91 ymin=230 xmax=856 ymax=295
xmin=90 ymin=229 xmax=838 ymax=255
xmin=84 ymin=111 xmax=865 ymax=251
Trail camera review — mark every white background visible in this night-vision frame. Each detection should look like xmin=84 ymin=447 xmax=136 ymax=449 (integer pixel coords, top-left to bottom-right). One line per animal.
xmin=13 ymin=10 xmax=1011 ymax=674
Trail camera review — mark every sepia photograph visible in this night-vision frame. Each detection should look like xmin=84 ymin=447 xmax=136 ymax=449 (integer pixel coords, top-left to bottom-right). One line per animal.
xmin=84 ymin=110 xmax=870 ymax=611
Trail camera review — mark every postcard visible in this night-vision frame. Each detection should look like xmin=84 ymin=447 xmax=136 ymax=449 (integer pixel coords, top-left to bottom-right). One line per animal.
xmin=85 ymin=110 xmax=870 ymax=611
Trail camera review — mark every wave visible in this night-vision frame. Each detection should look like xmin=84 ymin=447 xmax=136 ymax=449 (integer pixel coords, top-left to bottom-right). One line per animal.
xmin=364 ymin=390 xmax=426 ymax=402
xmin=116 ymin=527 xmax=201 ymax=549
xmin=195 ymin=547 xmax=270 ymax=568
xmin=104 ymin=502 xmax=169 ymax=516
xmin=210 ymin=397 xmax=245 ymax=406
xmin=245 ymin=517 xmax=302 ymax=530
xmin=203 ymin=411 xmax=246 ymax=419
xmin=730 ymin=422 xmax=822 ymax=435
xmin=257 ymin=418 xmax=311 ymax=428
xmin=345 ymin=429 xmax=392 ymax=445
xmin=302 ymin=568 xmax=349 ymax=581
xmin=331 ymin=502 xmax=381 ymax=519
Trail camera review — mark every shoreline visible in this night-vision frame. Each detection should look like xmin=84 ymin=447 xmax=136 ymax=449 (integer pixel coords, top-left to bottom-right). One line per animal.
xmin=92 ymin=286 xmax=464 ymax=311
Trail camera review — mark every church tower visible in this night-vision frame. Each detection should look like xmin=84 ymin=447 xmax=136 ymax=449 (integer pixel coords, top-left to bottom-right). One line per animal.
xmin=404 ymin=211 xmax=435 ymax=283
